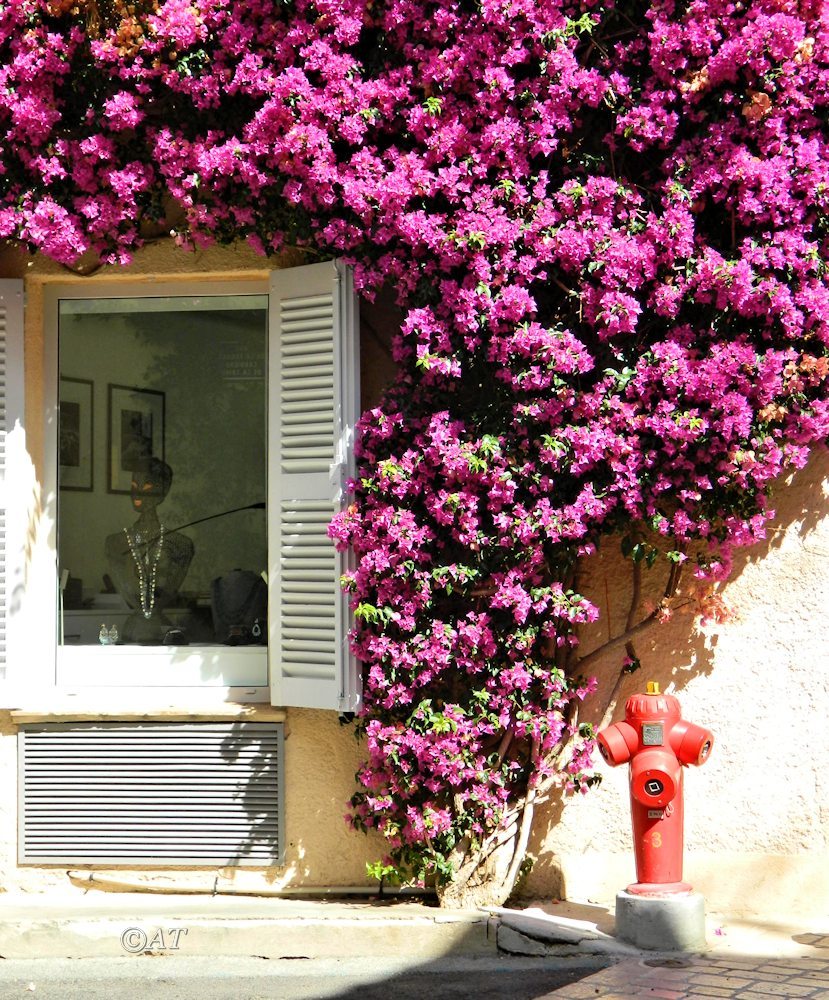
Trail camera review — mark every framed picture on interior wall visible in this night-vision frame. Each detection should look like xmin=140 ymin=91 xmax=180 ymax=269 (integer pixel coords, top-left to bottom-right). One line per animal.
xmin=107 ymin=384 xmax=165 ymax=494
xmin=59 ymin=377 xmax=94 ymax=492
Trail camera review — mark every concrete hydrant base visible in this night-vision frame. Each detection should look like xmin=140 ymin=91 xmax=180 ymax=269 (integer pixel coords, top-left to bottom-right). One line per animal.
xmin=615 ymin=890 xmax=706 ymax=951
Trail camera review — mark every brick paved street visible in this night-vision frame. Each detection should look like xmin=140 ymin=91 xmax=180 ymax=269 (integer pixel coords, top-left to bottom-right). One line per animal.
xmin=550 ymin=935 xmax=829 ymax=999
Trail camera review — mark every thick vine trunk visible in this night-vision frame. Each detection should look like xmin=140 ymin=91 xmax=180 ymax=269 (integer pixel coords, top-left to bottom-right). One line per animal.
xmin=435 ymin=833 xmax=518 ymax=909
xmin=434 ymin=556 xmax=686 ymax=909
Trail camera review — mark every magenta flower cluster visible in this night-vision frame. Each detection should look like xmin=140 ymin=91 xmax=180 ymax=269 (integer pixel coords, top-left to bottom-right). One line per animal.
xmin=0 ymin=0 xmax=826 ymax=885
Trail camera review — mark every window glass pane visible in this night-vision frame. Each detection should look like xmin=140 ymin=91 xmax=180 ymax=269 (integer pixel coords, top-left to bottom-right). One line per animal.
xmin=58 ymin=295 xmax=268 ymax=649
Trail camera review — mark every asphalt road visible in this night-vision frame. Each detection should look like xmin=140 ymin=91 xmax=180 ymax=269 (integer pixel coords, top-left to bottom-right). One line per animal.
xmin=0 ymin=955 xmax=610 ymax=999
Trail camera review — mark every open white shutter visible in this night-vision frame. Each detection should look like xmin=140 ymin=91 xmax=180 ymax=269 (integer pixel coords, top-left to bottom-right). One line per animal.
xmin=268 ymin=262 xmax=360 ymax=711
xmin=0 ymin=280 xmax=25 ymax=707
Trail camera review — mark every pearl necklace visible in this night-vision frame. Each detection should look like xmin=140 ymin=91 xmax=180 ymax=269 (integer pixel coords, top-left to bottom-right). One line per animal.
xmin=124 ymin=525 xmax=165 ymax=619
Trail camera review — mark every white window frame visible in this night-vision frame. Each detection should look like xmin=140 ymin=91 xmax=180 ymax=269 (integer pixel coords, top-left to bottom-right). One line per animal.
xmin=43 ymin=277 xmax=271 ymax=702
xmin=0 ymin=262 xmax=361 ymax=711
xmin=0 ymin=280 xmax=27 ymax=701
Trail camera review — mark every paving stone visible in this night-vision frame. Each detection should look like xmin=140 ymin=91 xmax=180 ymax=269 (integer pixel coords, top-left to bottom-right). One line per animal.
xmin=764 ymin=963 xmax=821 ymax=975
xmin=640 ymin=966 xmax=698 ymax=979
xmin=733 ymin=993 xmax=801 ymax=1000
xmin=706 ymin=961 xmax=766 ymax=972
xmin=638 ymin=974 xmax=694 ymax=990
xmin=737 ymin=982 xmax=813 ymax=996
xmin=688 ymin=973 xmax=754 ymax=989
xmin=525 ymin=950 xmax=829 ymax=1000
xmin=549 ymin=984 xmax=611 ymax=999
xmin=597 ymin=993 xmax=647 ymax=999
xmin=682 ymin=987 xmax=735 ymax=998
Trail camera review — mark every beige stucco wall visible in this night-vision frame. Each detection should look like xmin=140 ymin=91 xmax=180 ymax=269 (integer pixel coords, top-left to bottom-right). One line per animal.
xmin=0 ymin=238 xmax=827 ymax=925
xmin=0 ymin=707 xmax=383 ymax=894
xmin=0 ymin=239 xmax=390 ymax=895
xmin=525 ymin=449 xmax=829 ymax=923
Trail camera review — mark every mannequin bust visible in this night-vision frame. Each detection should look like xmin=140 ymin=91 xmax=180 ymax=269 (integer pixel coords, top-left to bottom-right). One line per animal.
xmin=104 ymin=457 xmax=194 ymax=644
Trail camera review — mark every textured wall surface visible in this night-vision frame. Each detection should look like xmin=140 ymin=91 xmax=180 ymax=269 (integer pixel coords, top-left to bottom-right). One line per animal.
xmin=0 ymin=240 xmax=826 ymax=922
xmin=0 ymin=241 xmax=386 ymax=895
xmin=526 ymin=449 xmax=829 ymax=921
xmin=0 ymin=708 xmax=382 ymax=894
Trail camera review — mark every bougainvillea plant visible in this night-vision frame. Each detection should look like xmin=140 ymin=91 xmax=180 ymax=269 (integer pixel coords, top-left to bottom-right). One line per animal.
xmin=0 ymin=0 xmax=827 ymax=905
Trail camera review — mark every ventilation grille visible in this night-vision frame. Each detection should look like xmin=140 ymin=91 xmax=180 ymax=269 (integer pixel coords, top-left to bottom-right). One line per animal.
xmin=279 ymin=292 xmax=335 ymax=475
xmin=19 ymin=723 xmax=284 ymax=866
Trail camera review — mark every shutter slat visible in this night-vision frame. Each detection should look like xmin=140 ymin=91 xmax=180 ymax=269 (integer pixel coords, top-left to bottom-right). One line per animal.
xmin=276 ymin=485 xmax=336 ymax=681
xmin=277 ymin=281 xmax=336 ymax=483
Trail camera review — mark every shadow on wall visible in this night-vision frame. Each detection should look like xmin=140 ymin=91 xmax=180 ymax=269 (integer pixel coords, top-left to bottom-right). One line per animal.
xmin=219 ymin=710 xmax=387 ymax=886
xmin=359 ymin=284 xmax=400 ymax=409
xmin=577 ymin=446 xmax=829 ymax=715
xmin=730 ymin=445 xmax=829 ymax=569
xmin=521 ymin=448 xmax=829 ymax=902
xmin=219 ymin=719 xmax=283 ymax=870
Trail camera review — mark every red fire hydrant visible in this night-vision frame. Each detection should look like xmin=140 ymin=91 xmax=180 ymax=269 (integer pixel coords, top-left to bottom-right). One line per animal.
xmin=597 ymin=682 xmax=713 ymax=896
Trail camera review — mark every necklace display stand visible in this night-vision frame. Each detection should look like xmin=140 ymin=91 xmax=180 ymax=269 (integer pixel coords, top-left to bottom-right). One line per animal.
xmin=103 ymin=458 xmax=194 ymax=644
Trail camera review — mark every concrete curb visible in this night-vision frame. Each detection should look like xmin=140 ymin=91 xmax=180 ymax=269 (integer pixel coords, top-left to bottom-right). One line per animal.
xmin=0 ymin=892 xmax=815 ymax=963
xmin=0 ymin=895 xmax=498 ymax=960
xmin=487 ymin=905 xmax=641 ymax=958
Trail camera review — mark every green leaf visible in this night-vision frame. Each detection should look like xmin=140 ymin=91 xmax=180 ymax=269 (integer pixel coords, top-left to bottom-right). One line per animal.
xmin=479 ymin=434 xmax=499 ymax=456
xmin=366 ymin=860 xmax=398 ymax=883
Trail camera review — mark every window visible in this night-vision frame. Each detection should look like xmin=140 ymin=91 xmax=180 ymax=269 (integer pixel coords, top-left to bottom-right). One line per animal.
xmin=53 ymin=284 xmax=270 ymax=692
xmin=0 ymin=263 xmax=360 ymax=710
xmin=58 ymin=294 xmax=268 ymax=646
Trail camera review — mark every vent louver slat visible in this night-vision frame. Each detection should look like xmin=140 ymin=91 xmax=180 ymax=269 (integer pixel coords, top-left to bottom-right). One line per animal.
xmin=19 ymin=723 xmax=284 ymax=866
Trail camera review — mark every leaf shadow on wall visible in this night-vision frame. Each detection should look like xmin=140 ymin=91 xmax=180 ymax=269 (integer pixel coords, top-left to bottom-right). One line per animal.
xmin=521 ymin=448 xmax=829 ymax=904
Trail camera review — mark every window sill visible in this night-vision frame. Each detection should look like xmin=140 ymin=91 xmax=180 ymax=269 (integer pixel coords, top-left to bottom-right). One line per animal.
xmin=57 ymin=645 xmax=268 ymax=688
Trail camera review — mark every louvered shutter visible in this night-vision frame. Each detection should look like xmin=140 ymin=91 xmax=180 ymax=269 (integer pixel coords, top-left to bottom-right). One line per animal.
xmin=268 ymin=262 xmax=360 ymax=710
xmin=0 ymin=281 xmax=25 ymax=707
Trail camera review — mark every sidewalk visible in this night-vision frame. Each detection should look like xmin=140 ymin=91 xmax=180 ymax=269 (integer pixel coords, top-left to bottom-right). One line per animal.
xmin=549 ymin=947 xmax=829 ymax=999
xmin=492 ymin=900 xmax=829 ymax=960
xmin=0 ymin=891 xmax=495 ymax=960
xmin=0 ymin=887 xmax=826 ymax=1000
xmin=495 ymin=902 xmax=829 ymax=999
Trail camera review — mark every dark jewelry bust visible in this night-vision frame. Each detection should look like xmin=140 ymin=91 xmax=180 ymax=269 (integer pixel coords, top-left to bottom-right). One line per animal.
xmin=104 ymin=457 xmax=194 ymax=644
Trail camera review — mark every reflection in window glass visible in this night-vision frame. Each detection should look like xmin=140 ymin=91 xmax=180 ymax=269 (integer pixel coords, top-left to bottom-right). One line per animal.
xmin=58 ymin=296 xmax=268 ymax=648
